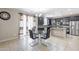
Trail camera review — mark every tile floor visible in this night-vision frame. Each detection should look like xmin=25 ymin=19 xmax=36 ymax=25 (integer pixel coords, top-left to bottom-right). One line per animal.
xmin=0 ymin=34 xmax=79 ymax=51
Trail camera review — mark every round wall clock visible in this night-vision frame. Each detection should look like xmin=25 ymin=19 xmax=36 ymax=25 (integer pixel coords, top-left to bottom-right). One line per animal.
xmin=0 ymin=11 xmax=11 ymax=20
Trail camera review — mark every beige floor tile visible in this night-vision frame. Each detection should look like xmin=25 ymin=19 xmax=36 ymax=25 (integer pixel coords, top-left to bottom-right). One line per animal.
xmin=0 ymin=35 xmax=79 ymax=51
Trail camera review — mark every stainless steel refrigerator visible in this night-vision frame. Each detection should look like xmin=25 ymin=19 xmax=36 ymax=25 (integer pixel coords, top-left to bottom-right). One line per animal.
xmin=70 ymin=21 xmax=79 ymax=36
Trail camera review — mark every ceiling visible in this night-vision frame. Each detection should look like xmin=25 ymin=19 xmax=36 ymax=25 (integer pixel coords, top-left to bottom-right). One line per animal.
xmin=18 ymin=8 xmax=50 ymax=15
xmin=18 ymin=8 xmax=79 ymax=18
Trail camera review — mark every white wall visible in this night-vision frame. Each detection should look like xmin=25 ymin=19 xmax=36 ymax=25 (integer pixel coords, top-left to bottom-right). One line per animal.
xmin=0 ymin=8 xmax=20 ymax=42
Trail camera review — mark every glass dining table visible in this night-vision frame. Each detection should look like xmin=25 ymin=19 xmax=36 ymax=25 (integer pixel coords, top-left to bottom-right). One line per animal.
xmin=30 ymin=25 xmax=50 ymax=47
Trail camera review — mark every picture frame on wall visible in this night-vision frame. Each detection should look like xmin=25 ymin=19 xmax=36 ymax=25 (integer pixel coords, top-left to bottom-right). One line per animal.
xmin=0 ymin=11 xmax=11 ymax=20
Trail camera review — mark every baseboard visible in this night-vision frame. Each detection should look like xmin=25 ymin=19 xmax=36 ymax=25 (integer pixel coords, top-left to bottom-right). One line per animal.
xmin=0 ymin=36 xmax=18 ymax=43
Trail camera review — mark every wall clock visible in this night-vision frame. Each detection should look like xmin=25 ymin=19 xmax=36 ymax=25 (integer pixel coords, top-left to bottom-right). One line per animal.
xmin=0 ymin=11 xmax=11 ymax=20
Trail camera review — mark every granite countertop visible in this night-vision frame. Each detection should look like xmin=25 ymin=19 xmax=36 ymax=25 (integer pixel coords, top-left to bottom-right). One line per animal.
xmin=50 ymin=27 xmax=66 ymax=30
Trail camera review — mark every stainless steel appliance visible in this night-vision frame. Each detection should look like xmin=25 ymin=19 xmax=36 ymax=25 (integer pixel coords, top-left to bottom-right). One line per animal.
xmin=70 ymin=21 xmax=79 ymax=36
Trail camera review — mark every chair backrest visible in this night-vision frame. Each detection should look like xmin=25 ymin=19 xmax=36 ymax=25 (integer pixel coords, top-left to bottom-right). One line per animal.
xmin=29 ymin=30 xmax=33 ymax=38
xmin=29 ymin=30 xmax=37 ymax=39
xmin=42 ymin=28 xmax=50 ymax=39
xmin=46 ymin=28 xmax=50 ymax=38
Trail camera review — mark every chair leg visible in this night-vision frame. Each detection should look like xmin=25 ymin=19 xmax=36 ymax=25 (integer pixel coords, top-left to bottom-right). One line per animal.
xmin=41 ymin=39 xmax=51 ymax=47
xmin=38 ymin=37 xmax=48 ymax=47
xmin=29 ymin=39 xmax=39 ymax=47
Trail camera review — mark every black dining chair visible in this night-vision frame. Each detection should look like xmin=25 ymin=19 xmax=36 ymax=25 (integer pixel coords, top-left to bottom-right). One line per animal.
xmin=29 ymin=30 xmax=36 ymax=39
xmin=42 ymin=28 xmax=50 ymax=39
